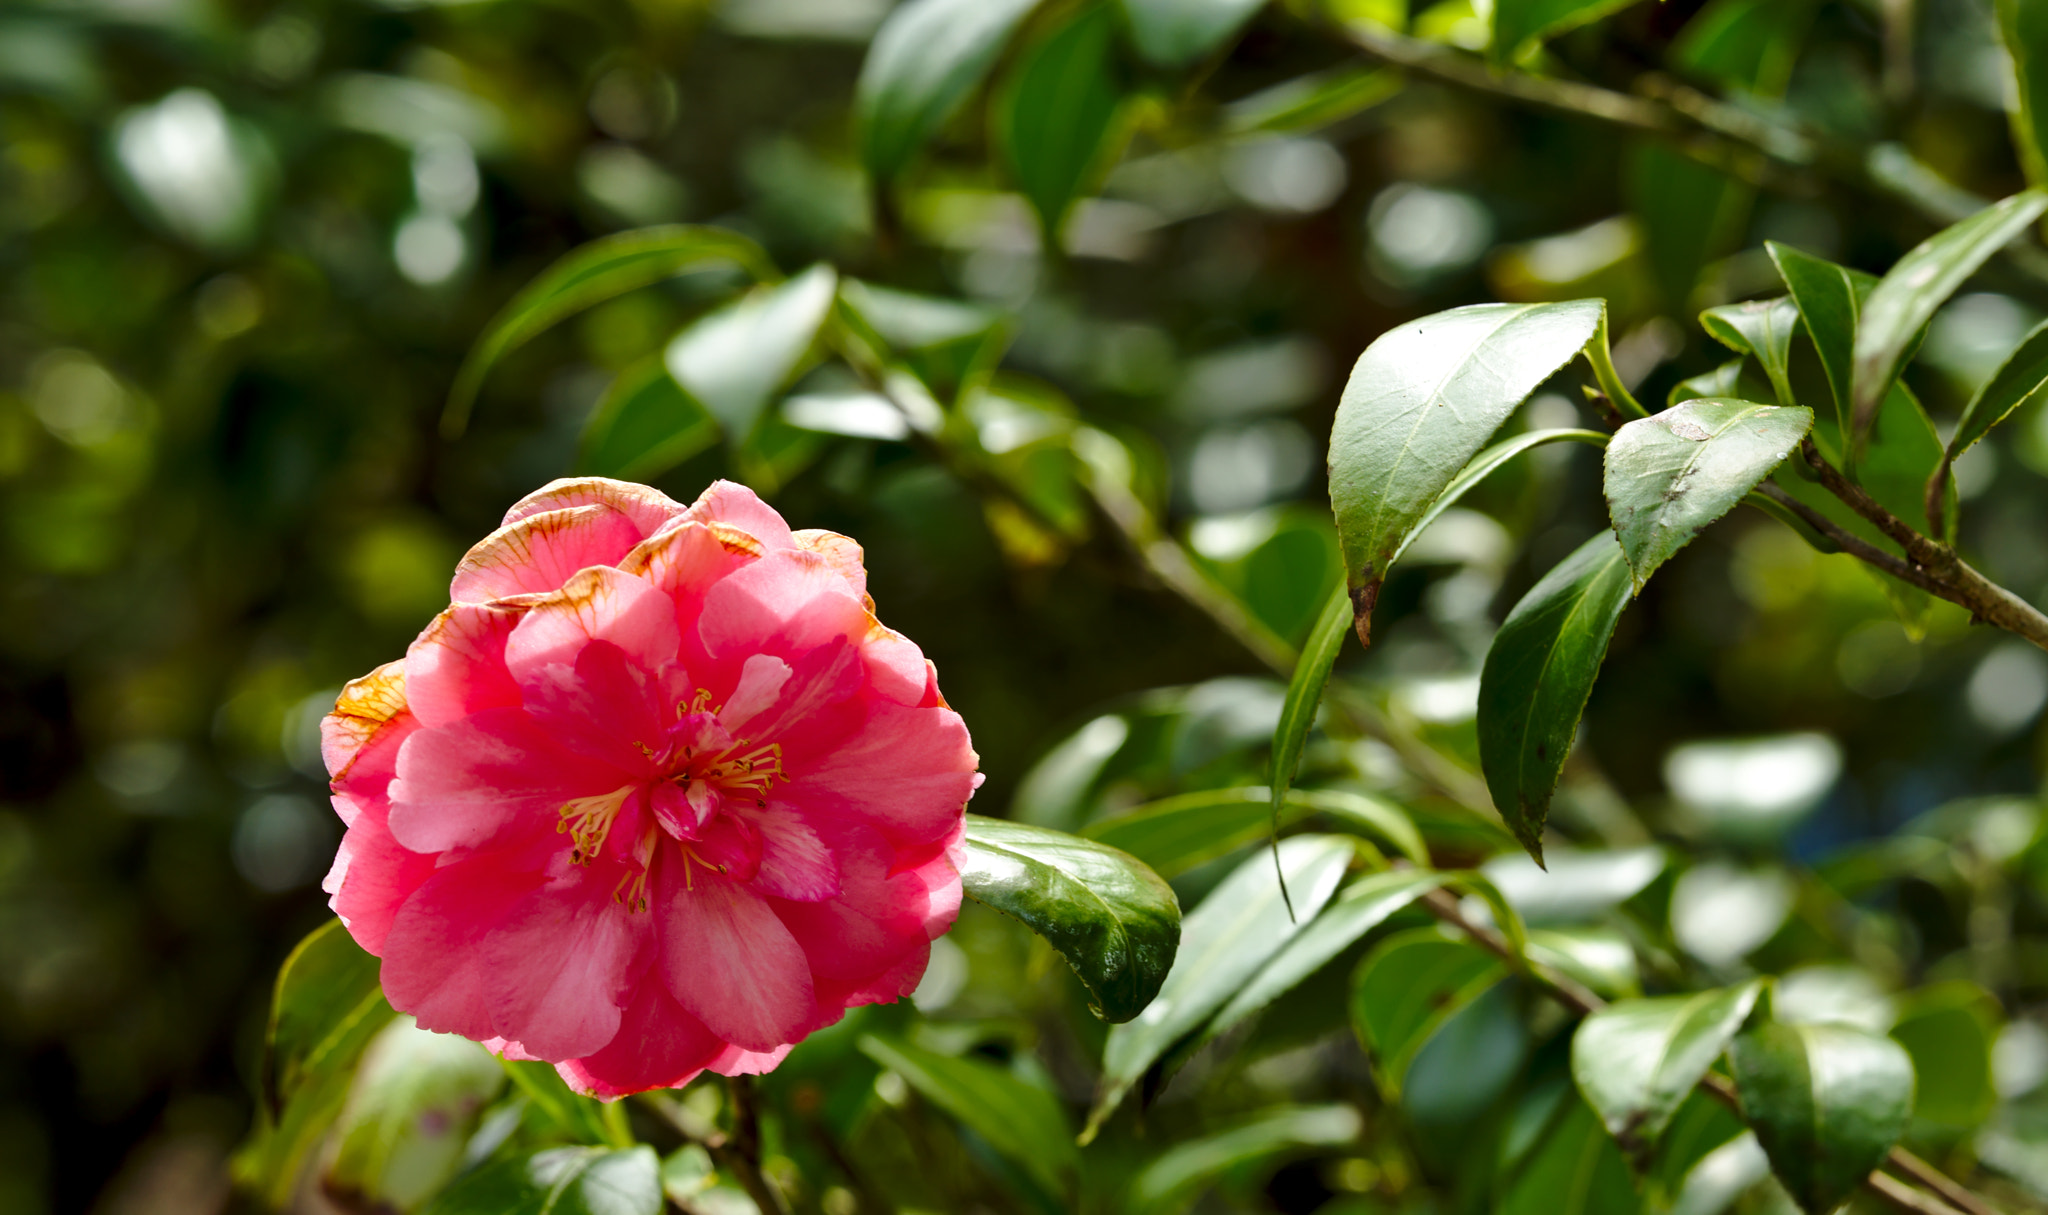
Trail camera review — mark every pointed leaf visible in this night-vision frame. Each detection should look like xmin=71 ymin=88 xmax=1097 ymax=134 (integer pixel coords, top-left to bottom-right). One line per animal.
xmin=959 ymin=814 xmax=1180 ymax=1024
xmin=1330 ymin=301 xmax=1605 ymax=644
xmin=1570 ymin=982 xmax=1764 ymax=1164
xmin=1492 ymin=0 xmax=1646 ymax=65
xmin=1120 ymin=0 xmax=1266 ymax=68
xmin=266 ymin=919 xmax=393 ymax=1115
xmin=855 ymin=0 xmax=1042 ymax=181
xmin=1270 ymin=587 xmax=1351 ymax=851
xmin=1130 ymin=1105 xmax=1363 ymax=1214
xmin=1668 ymin=358 xmax=1745 ymax=408
xmin=1603 ymin=399 xmax=1812 ymax=590
xmin=1767 ymin=241 xmax=1876 ymax=437
xmin=1350 ymin=928 xmax=1508 ymax=1093
xmin=1999 ymin=0 xmax=2048 ymax=191
xmin=1948 ymin=317 xmax=2048 ymax=463
xmin=1851 ymin=190 xmax=2048 ymax=440
xmin=1223 ymin=66 xmax=1401 ymax=136
xmin=858 ymin=1034 xmax=1077 ymax=1200
xmin=1728 ymin=1022 xmax=1915 ymax=1214
xmin=420 ymin=1146 xmax=662 ymax=1215
xmin=1084 ymin=786 xmax=1425 ymax=876
xmin=993 ymin=3 xmax=1123 ymax=240
xmin=1477 ymin=530 xmax=1634 ymax=863
xmin=1087 ymin=835 xmax=1354 ymax=1138
xmin=1498 ymin=1091 xmax=1643 ymax=1215
xmin=1700 ymin=296 xmax=1802 ymax=405
xmin=580 ymin=358 xmax=719 ymax=481
xmin=443 ymin=226 xmax=772 ymax=434
xmin=664 ymin=264 xmax=837 ymax=441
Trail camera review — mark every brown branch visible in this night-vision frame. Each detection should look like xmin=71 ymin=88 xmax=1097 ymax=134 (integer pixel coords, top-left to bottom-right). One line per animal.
xmin=1754 ymin=483 xmax=1965 ymax=605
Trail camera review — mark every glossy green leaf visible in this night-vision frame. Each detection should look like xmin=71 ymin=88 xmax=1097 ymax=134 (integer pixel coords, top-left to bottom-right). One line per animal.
xmin=1011 ymin=715 xmax=1128 ymax=831
xmin=1999 ymin=0 xmax=2048 ymax=190
xmin=1668 ymin=358 xmax=1745 ymax=408
xmin=854 ymin=0 xmax=1041 ymax=182
xmin=1129 ymin=1105 xmax=1362 ymax=1213
xmin=579 ymin=358 xmax=719 ymax=481
xmin=1498 ymin=1091 xmax=1642 ymax=1215
xmin=664 ymin=263 xmax=837 ymax=442
xmin=1203 ymin=870 xmax=1448 ymax=1047
xmin=442 ymin=226 xmax=771 ymax=435
xmin=1728 ymin=1021 xmax=1915 ymax=1214
xmin=1388 ymin=427 xmax=1610 ymax=571
xmin=265 ymin=918 xmax=393 ymax=1115
xmin=1766 ymin=241 xmax=1875 ymax=436
xmin=1330 ymin=301 xmax=1604 ymax=644
xmin=1270 ymin=587 xmax=1351 ymax=862
xmin=1700 ymin=296 xmax=1802 ymax=406
xmin=858 ymin=1034 xmax=1077 ymax=1199
xmin=993 ymin=3 xmax=1122 ymax=240
xmin=1120 ymin=0 xmax=1265 ymax=67
xmin=1947 ymin=317 xmax=2048 ymax=463
xmin=1492 ymin=0 xmax=1644 ymax=64
xmin=325 ymin=1018 xmax=506 ymax=1210
xmin=1477 ymin=530 xmax=1634 ymax=864
xmin=1222 ymin=66 xmax=1401 ymax=135
xmin=1525 ymin=928 xmax=1639 ymax=999
xmin=1087 ymin=835 xmax=1354 ymax=1139
xmin=1603 ymin=399 xmax=1813 ymax=590
xmin=420 ymin=1146 xmax=663 ymax=1215
xmin=1083 ymin=786 xmax=1424 ymax=876
xmin=959 ymin=814 xmax=1179 ymax=1024
xmin=1850 ymin=190 xmax=2048 ymax=441
xmin=1570 ymin=982 xmax=1763 ymax=1164
xmin=1351 ymin=928 xmax=1508 ymax=1094
xmin=1889 ymin=981 xmax=1999 ymax=1130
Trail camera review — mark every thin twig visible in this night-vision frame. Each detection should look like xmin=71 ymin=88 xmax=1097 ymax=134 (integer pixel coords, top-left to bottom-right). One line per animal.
xmin=722 ymin=1076 xmax=792 ymax=1215
xmin=1891 ymin=1150 xmax=2006 ymax=1215
xmin=1870 ymin=1171 xmax=1973 ymax=1215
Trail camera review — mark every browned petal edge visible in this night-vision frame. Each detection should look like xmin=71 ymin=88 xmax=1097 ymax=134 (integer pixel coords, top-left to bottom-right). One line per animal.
xmin=707 ymin=521 xmax=766 ymax=558
xmin=450 ymin=503 xmax=622 ymax=602
xmin=501 ymin=476 xmax=682 ymax=531
xmin=325 ymin=660 xmax=409 ymax=783
xmin=1350 ymin=579 xmax=1381 ymax=648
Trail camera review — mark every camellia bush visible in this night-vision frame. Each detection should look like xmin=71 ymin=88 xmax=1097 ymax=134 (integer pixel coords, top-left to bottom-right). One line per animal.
xmin=14 ymin=0 xmax=2048 ymax=1211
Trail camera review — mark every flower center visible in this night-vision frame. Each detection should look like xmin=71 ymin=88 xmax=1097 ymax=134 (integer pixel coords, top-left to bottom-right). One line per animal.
xmin=558 ymin=785 xmax=636 ymax=865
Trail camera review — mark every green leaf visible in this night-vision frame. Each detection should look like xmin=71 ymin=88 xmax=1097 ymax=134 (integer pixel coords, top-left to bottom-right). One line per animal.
xmin=1270 ymin=587 xmax=1351 ymax=864
xmin=1222 ymin=66 xmax=1401 ymax=136
xmin=1087 ymin=835 xmax=1355 ymax=1139
xmin=1527 ymin=928 xmax=1638 ymax=1000
xmin=855 ymin=0 xmax=1042 ymax=182
xmin=325 ymin=1019 xmax=506 ymax=1210
xmin=858 ymin=1034 xmax=1077 ymax=1200
xmin=1570 ymin=982 xmax=1763 ymax=1165
xmin=1129 ymin=1105 xmax=1363 ymax=1213
xmin=1999 ymin=0 xmax=2048 ymax=190
xmin=1668 ymin=358 xmax=1745 ymax=408
xmin=421 ymin=1146 xmax=663 ymax=1215
xmin=1766 ymin=241 xmax=1876 ymax=437
xmin=1083 ymin=786 xmax=1425 ymax=876
xmin=1492 ymin=0 xmax=1645 ymax=65
xmin=1889 ymin=981 xmax=2000 ymax=1131
xmin=1011 ymin=715 xmax=1128 ymax=831
xmin=992 ymin=3 xmax=1123 ymax=241
xmin=1389 ymin=427 xmax=1611 ymax=571
xmin=1631 ymin=146 xmax=1753 ymax=315
xmin=265 ymin=919 xmax=393 ymax=1115
xmin=1120 ymin=0 xmax=1265 ymax=67
xmin=1350 ymin=928 xmax=1508 ymax=1094
xmin=1850 ymin=190 xmax=2048 ymax=442
xmin=1498 ymin=1091 xmax=1642 ymax=1215
xmin=1330 ymin=301 xmax=1604 ymax=644
xmin=664 ymin=264 xmax=838 ymax=442
xmin=1741 ymin=488 xmax=1841 ymax=555
xmin=579 ymin=358 xmax=719 ymax=481
xmin=1699 ymin=297 xmax=1802 ymax=406
xmin=1947 ymin=317 xmax=2048 ymax=464
xmin=959 ymin=814 xmax=1180 ymax=1023
xmin=1603 ymin=399 xmax=1813 ymax=590
xmin=1728 ymin=1021 xmax=1915 ymax=1214
xmin=501 ymin=1058 xmax=628 ymax=1147
xmin=1476 ymin=530 xmax=1634 ymax=864
xmin=1202 ymin=870 xmax=1448 ymax=1047
xmin=442 ymin=226 xmax=772 ymax=435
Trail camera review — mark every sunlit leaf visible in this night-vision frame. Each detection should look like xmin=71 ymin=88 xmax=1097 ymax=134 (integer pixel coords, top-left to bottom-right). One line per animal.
xmin=1330 ymin=301 xmax=1604 ymax=644
xmin=1699 ymin=296 xmax=1802 ymax=406
xmin=1766 ymin=241 xmax=1875 ymax=436
xmin=1851 ymin=190 xmax=2048 ymax=442
xmin=1603 ymin=399 xmax=1812 ymax=590
xmin=1223 ymin=66 xmax=1401 ymax=135
xmin=420 ymin=1146 xmax=662 ymax=1215
xmin=959 ymin=815 xmax=1180 ymax=1024
xmin=1389 ymin=427 xmax=1609 ymax=571
xmin=992 ymin=3 xmax=1123 ymax=240
xmin=1270 ymin=587 xmax=1352 ymax=861
xmin=1728 ymin=1021 xmax=1914 ymax=1214
xmin=1083 ymin=786 xmax=1425 ymax=877
xmin=855 ymin=0 xmax=1042 ymax=182
xmin=1570 ymin=982 xmax=1763 ymax=1165
xmin=324 ymin=1019 xmax=505 ymax=1210
xmin=1668 ymin=358 xmax=1745 ymax=408
xmin=1476 ymin=530 xmax=1634 ymax=864
xmin=443 ymin=226 xmax=772 ymax=435
xmin=580 ymin=358 xmax=719 ymax=481
xmin=858 ymin=1034 xmax=1077 ymax=1200
xmin=665 ymin=264 xmax=838 ymax=442
xmin=1087 ymin=835 xmax=1354 ymax=1139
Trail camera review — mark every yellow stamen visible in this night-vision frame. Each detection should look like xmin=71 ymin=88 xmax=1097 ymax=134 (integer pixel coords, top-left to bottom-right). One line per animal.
xmin=557 ymin=785 xmax=635 ymax=865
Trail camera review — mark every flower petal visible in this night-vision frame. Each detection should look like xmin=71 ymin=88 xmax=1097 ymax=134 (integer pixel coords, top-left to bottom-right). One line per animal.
xmin=388 ymin=708 xmax=626 ymax=853
xmin=502 ymin=566 xmax=681 ymax=688
xmin=326 ymin=816 xmax=437 ymax=955
xmin=718 ymin=654 xmax=791 ymax=733
xmin=518 ymin=641 xmax=667 ymax=774
xmin=697 ymin=550 xmax=871 ymax=660
xmin=740 ymin=809 xmax=839 ymax=902
xmin=683 ymin=480 xmax=794 ymax=551
xmin=620 ymin=521 xmax=761 ymax=602
xmin=451 ymin=505 xmax=648 ymax=604
xmin=405 ymin=602 xmax=527 ymax=729
xmin=502 ymin=477 xmax=683 ymax=533
xmin=380 ymin=850 xmax=548 ymax=1042
xmin=555 ymin=980 xmax=725 ymax=1098
xmin=481 ymin=879 xmax=650 ymax=1060
xmin=660 ymin=875 xmax=814 ymax=1052
xmin=790 ymin=529 xmax=867 ymax=599
xmin=784 ymin=702 xmax=977 ymax=848
xmin=323 ymin=661 xmax=411 ymax=787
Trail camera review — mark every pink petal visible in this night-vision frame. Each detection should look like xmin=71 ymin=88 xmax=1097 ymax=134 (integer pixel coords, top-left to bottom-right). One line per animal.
xmin=790 ymin=529 xmax=867 ymax=599
xmin=709 ymin=1042 xmax=796 ymax=1078
xmin=660 ymin=874 xmax=814 ymax=1052
xmin=718 ymin=654 xmax=791 ymax=732
xmin=683 ymin=480 xmax=794 ymax=551
xmin=387 ymin=708 xmax=627 ymax=853
xmin=555 ymin=980 xmax=725 ymax=1098
xmin=501 ymin=477 xmax=683 ymax=533
xmin=619 ymin=521 xmax=761 ymax=603
xmin=450 ymin=505 xmax=648 ymax=604
xmin=697 ymin=550 xmax=872 ymax=660
xmin=783 ymin=702 xmax=977 ymax=848
xmin=405 ymin=602 xmax=527 ymax=729
xmin=323 ymin=662 xmax=412 ymax=787
xmin=502 ymin=566 xmax=681 ymax=689
xmin=327 ymin=816 xmax=437 ymax=955
xmin=481 ymin=879 xmax=650 ymax=1060
xmin=380 ymin=849 xmax=549 ymax=1042
xmin=517 ymin=641 xmax=667 ymax=775
xmin=772 ymin=828 xmax=938 ymax=1001
xmin=860 ymin=628 xmax=931 ymax=707
xmin=740 ymin=809 xmax=839 ymax=902
xmin=736 ymin=640 xmax=862 ymax=745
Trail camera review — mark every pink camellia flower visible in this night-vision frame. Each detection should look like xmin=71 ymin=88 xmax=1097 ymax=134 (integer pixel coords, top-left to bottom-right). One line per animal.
xmin=319 ymin=478 xmax=979 ymax=1096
